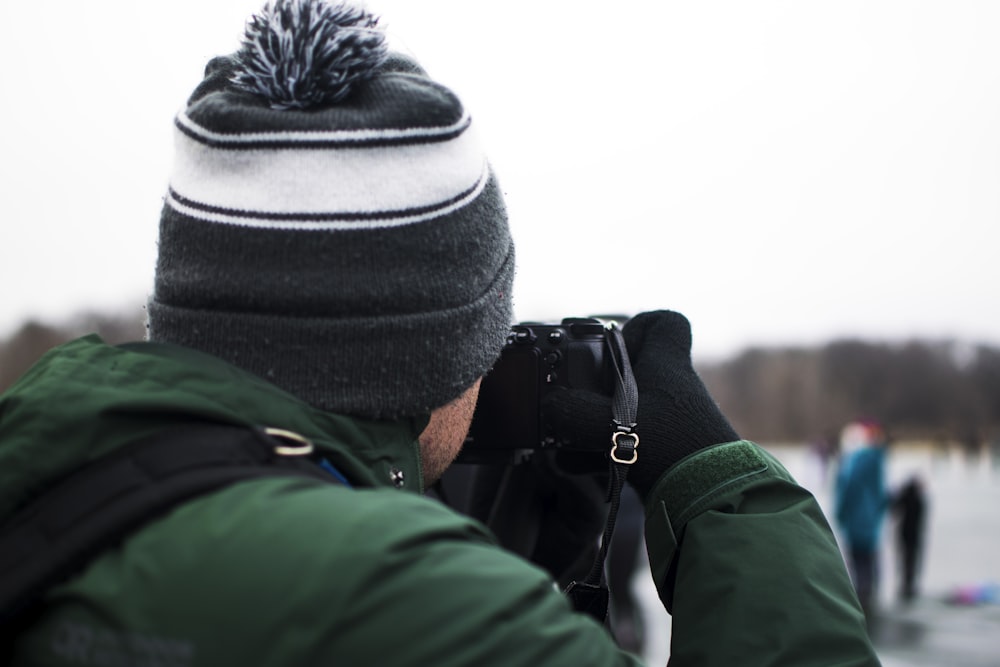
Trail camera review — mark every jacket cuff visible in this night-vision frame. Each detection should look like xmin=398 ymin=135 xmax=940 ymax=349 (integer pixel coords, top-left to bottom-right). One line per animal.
xmin=643 ymin=440 xmax=773 ymax=610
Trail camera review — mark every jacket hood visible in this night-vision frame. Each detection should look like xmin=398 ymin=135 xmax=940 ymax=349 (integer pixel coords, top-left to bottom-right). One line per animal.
xmin=0 ymin=336 xmax=428 ymax=520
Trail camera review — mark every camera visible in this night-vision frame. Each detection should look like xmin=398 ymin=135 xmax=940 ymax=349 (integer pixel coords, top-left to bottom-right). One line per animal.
xmin=460 ymin=316 xmax=626 ymax=464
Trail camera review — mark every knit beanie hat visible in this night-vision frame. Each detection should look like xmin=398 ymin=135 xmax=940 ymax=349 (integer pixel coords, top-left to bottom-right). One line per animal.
xmin=147 ymin=0 xmax=515 ymax=420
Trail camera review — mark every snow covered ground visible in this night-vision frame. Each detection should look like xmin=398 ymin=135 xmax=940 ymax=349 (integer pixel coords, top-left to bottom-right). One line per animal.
xmin=631 ymin=443 xmax=1000 ymax=666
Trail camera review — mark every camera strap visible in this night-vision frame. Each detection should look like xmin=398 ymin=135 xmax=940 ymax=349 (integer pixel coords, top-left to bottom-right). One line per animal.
xmin=564 ymin=323 xmax=639 ymax=625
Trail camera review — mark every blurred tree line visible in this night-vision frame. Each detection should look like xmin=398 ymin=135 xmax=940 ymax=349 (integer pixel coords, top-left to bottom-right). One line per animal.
xmin=0 ymin=310 xmax=146 ymax=391
xmin=699 ymin=339 xmax=1000 ymax=450
xmin=1 ymin=311 xmax=998 ymax=450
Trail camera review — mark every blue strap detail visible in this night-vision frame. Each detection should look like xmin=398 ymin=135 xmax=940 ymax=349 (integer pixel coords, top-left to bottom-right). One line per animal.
xmin=318 ymin=458 xmax=352 ymax=487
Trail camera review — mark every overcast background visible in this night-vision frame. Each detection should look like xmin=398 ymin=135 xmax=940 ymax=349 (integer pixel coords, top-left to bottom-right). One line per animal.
xmin=2 ymin=1 xmax=998 ymax=360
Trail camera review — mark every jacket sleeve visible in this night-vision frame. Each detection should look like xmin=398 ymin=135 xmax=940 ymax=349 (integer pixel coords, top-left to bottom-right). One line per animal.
xmin=643 ymin=441 xmax=881 ymax=666
xmin=323 ymin=488 xmax=645 ymax=667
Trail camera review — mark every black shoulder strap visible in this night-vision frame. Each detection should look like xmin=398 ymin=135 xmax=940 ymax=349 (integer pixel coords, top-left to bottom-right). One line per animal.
xmin=0 ymin=423 xmax=345 ymax=628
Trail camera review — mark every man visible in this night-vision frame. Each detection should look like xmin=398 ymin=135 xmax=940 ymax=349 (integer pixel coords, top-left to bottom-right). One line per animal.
xmin=0 ymin=1 xmax=880 ymax=664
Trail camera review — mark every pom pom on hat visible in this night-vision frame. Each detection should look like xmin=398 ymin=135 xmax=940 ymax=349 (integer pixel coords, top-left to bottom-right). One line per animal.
xmin=149 ymin=0 xmax=515 ymax=420
xmin=231 ymin=0 xmax=388 ymax=109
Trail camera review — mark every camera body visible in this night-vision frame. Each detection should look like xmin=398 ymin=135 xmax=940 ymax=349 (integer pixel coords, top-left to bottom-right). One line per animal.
xmin=461 ymin=317 xmax=620 ymax=463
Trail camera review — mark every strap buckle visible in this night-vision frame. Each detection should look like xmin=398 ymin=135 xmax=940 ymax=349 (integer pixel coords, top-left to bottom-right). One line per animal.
xmin=610 ymin=429 xmax=639 ymax=465
xmin=263 ymin=427 xmax=315 ymax=456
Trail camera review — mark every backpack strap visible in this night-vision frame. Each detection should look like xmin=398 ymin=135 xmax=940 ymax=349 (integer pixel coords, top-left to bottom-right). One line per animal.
xmin=0 ymin=423 xmax=346 ymax=627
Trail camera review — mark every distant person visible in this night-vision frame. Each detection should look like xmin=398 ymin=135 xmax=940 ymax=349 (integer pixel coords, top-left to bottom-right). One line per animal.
xmin=834 ymin=419 xmax=890 ymax=615
xmin=890 ymin=475 xmax=928 ymax=602
xmin=806 ymin=432 xmax=838 ymax=489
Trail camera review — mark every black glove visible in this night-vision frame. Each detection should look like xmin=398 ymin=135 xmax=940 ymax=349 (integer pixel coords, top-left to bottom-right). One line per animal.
xmin=543 ymin=310 xmax=739 ymax=500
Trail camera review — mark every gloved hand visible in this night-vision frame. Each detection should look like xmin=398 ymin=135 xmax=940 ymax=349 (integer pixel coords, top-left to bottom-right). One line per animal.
xmin=543 ymin=310 xmax=740 ymax=500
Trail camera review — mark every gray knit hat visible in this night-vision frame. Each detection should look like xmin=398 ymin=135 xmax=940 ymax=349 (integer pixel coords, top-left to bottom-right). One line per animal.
xmin=147 ymin=0 xmax=515 ymax=420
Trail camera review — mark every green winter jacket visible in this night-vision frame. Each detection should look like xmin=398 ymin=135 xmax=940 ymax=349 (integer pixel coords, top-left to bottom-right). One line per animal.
xmin=0 ymin=336 xmax=880 ymax=666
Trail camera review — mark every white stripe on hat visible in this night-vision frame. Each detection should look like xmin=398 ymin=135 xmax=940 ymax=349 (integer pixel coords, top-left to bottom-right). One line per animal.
xmin=168 ymin=115 xmax=487 ymax=230
xmin=166 ymin=160 xmax=490 ymax=230
xmin=175 ymin=109 xmax=472 ymax=146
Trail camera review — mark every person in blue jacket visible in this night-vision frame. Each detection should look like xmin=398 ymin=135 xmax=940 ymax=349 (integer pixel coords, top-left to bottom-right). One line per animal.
xmin=835 ymin=419 xmax=890 ymax=616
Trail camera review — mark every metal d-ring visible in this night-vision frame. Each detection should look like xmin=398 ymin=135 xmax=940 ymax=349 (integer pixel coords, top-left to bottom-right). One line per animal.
xmin=263 ymin=427 xmax=315 ymax=456
xmin=610 ymin=430 xmax=639 ymax=465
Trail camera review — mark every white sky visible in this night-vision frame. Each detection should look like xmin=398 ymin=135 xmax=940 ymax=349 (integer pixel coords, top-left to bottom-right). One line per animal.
xmin=1 ymin=1 xmax=998 ymax=360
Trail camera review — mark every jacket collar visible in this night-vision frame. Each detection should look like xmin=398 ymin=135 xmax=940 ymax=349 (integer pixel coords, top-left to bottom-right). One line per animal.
xmin=0 ymin=336 xmax=428 ymax=519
